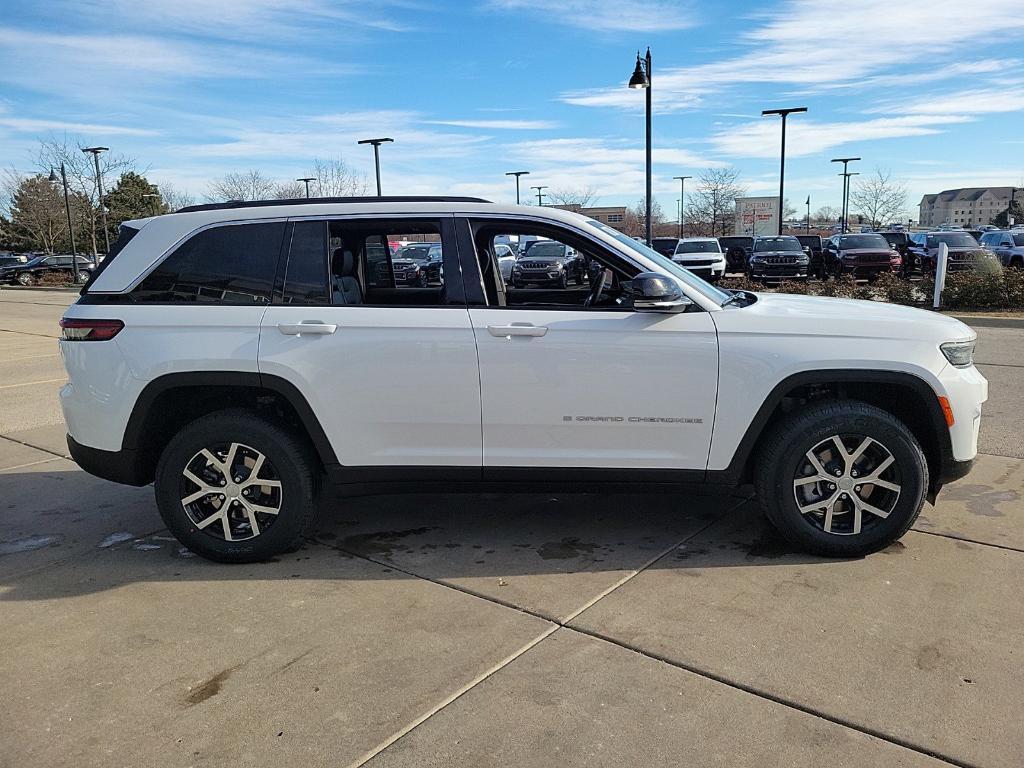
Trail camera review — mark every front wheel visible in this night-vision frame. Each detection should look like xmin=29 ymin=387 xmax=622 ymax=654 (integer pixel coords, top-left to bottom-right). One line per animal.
xmin=154 ymin=409 xmax=321 ymax=563
xmin=16 ymin=272 xmax=35 ymax=286
xmin=754 ymin=400 xmax=927 ymax=557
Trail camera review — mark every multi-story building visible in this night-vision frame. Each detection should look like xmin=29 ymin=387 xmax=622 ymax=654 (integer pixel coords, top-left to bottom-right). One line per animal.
xmin=918 ymin=187 xmax=1017 ymax=228
xmin=550 ymin=205 xmax=628 ymax=229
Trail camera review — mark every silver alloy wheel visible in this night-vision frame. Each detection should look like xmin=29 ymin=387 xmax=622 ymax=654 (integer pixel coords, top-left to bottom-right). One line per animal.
xmin=179 ymin=442 xmax=282 ymax=542
xmin=792 ymin=434 xmax=902 ymax=536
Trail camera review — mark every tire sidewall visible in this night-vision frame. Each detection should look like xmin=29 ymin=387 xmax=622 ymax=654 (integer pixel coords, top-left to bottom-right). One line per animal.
xmin=155 ymin=413 xmax=316 ymax=563
xmin=761 ymin=407 xmax=927 ymax=556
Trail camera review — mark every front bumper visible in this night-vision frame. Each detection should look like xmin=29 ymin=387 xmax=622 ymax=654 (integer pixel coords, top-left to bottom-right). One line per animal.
xmin=513 ymin=270 xmax=563 ymax=285
xmin=749 ymin=263 xmax=809 ymax=280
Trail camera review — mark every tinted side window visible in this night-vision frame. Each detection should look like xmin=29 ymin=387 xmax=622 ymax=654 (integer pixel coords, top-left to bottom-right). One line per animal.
xmin=133 ymin=222 xmax=284 ymax=304
xmin=282 ymin=221 xmax=329 ymax=305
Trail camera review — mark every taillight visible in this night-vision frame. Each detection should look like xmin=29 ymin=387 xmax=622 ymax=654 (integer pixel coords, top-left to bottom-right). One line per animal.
xmin=59 ymin=318 xmax=124 ymax=341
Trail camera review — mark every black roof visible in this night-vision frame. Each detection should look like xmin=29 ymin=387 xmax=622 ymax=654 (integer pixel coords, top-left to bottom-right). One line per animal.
xmin=176 ymin=196 xmax=491 ymax=214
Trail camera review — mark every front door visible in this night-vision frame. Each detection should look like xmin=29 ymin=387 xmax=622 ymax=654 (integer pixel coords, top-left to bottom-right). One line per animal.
xmin=463 ymin=218 xmax=719 ymax=471
xmin=259 ymin=216 xmax=482 ymax=468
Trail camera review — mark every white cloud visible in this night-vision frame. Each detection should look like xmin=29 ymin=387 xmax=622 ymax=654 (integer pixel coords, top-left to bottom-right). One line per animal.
xmin=485 ymin=0 xmax=696 ymax=32
xmin=710 ymin=115 xmax=972 ymax=159
xmin=0 ymin=116 xmax=158 ymax=137
xmin=877 ymin=87 xmax=1024 ymax=116
xmin=561 ymin=0 xmax=1024 ymax=110
xmin=423 ymin=119 xmax=559 ymax=130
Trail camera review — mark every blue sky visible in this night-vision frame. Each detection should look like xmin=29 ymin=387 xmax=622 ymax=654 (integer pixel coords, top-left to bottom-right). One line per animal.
xmin=2 ymin=0 xmax=1023 ymax=217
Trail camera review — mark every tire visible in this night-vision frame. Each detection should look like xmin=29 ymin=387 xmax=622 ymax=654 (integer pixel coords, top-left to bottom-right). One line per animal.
xmin=154 ymin=409 xmax=322 ymax=563
xmin=754 ymin=400 xmax=927 ymax=557
xmin=76 ymin=271 xmax=90 ymax=283
xmin=559 ymin=272 xmax=568 ymax=289
xmin=16 ymin=272 xmax=34 ymax=286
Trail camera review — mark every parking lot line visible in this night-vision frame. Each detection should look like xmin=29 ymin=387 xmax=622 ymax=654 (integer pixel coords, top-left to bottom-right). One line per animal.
xmin=0 ymin=377 xmax=66 ymax=390
xmin=344 ymin=498 xmax=746 ymax=768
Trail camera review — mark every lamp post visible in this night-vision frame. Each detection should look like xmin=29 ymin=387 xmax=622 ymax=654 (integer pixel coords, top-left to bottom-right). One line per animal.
xmin=831 ymin=157 xmax=860 ymax=234
xmin=530 ymin=185 xmax=548 ymax=206
xmin=761 ymin=107 xmax=807 ymax=235
xmin=297 ymin=177 xmax=316 ymax=199
xmin=82 ymin=146 xmax=110 ymax=254
xmin=505 ymin=171 xmax=530 ymax=204
xmin=673 ymin=175 xmax=691 ymax=238
xmin=48 ymin=164 xmax=80 ymax=283
xmin=142 ymin=192 xmax=161 ymax=216
xmin=357 ymin=138 xmax=393 ymax=196
xmin=628 ymin=48 xmax=652 ymax=245
xmin=806 ymin=195 xmax=811 ymax=233
xmin=838 ymin=171 xmax=860 ymax=231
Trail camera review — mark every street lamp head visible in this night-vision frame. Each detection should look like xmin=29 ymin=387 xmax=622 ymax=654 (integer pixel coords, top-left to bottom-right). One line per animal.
xmin=296 ymin=177 xmax=315 ymax=183
xmin=357 ymin=138 xmax=393 ymax=146
xmin=762 ymin=107 xmax=808 ymax=117
xmin=831 ymin=157 xmax=861 ymax=164
xmin=81 ymin=146 xmax=109 ymax=154
xmin=628 ymin=52 xmax=649 ymax=89
xmin=505 ymin=171 xmax=530 ymax=177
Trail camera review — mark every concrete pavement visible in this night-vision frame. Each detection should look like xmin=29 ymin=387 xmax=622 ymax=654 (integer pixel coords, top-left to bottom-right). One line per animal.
xmin=1 ymin=288 xmax=1022 ymax=767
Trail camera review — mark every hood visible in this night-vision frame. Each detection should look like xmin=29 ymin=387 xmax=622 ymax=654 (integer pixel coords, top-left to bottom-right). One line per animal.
xmin=519 ymin=255 xmax=565 ymax=263
xmin=738 ymin=292 xmax=974 ymax=343
xmin=674 ymin=251 xmax=723 ymax=260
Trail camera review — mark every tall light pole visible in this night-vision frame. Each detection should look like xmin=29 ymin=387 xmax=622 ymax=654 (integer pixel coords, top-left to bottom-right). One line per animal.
xmin=805 ymin=195 xmax=811 ymax=233
xmin=762 ymin=107 xmax=807 ymax=235
xmin=48 ymin=164 xmax=80 ymax=283
xmin=628 ymin=48 xmax=652 ymax=245
xmin=142 ymin=192 xmax=161 ymax=216
xmin=505 ymin=171 xmax=530 ymax=204
xmin=82 ymin=146 xmax=110 ymax=254
xmin=842 ymin=171 xmax=860 ymax=229
xmin=530 ymin=185 xmax=548 ymax=206
xmin=357 ymin=138 xmax=393 ymax=196
xmin=831 ymin=157 xmax=860 ymax=234
xmin=297 ymin=177 xmax=316 ymax=199
xmin=673 ymin=175 xmax=691 ymax=238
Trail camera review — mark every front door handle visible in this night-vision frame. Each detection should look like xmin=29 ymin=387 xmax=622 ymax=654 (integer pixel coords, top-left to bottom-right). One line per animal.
xmin=487 ymin=323 xmax=548 ymax=338
xmin=277 ymin=322 xmax=338 ymax=336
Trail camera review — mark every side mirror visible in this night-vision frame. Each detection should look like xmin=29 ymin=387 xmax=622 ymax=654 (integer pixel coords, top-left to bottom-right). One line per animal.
xmin=626 ymin=272 xmax=693 ymax=313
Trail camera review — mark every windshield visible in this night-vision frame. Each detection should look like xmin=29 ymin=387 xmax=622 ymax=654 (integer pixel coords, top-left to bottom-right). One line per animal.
xmin=928 ymin=233 xmax=979 ymax=248
xmin=754 ymin=237 xmax=801 ymax=252
xmin=675 ymin=240 xmax=720 ymax=254
xmin=397 ymin=246 xmax=430 ymax=260
xmin=524 ymin=242 xmax=565 ymax=258
xmin=881 ymin=233 xmax=905 ymax=245
xmin=585 ymin=220 xmax=731 ymax=305
xmin=839 ymin=234 xmax=888 ymax=249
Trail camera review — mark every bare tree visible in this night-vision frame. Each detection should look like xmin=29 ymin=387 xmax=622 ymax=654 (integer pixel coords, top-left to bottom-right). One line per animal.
xmin=5 ymin=172 xmax=67 ymax=253
xmin=813 ymin=205 xmax=841 ymax=226
xmin=35 ymin=136 xmax=135 ymax=257
xmin=687 ymin=168 xmax=746 ymax=236
xmin=159 ymin=183 xmax=196 ymax=212
xmin=206 ymin=170 xmax=277 ymax=202
xmin=273 ymin=181 xmax=306 ymax=199
xmin=546 ymin=185 xmax=599 ymax=211
xmin=309 ymin=157 xmax=368 ymax=197
xmin=621 ymin=197 xmax=665 ymax=237
xmin=850 ymin=168 xmax=907 ymax=228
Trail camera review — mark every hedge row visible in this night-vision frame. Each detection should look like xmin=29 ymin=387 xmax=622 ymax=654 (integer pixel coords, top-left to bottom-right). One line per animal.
xmin=719 ymin=270 xmax=1024 ymax=311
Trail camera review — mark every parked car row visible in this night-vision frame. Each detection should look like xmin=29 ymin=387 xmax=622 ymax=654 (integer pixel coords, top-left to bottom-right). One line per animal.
xmin=0 ymin=254 xmax=95 ymax=285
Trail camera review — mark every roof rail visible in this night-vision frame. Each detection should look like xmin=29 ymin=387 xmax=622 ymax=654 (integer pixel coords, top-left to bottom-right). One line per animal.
xmin=176 ymin=196 xmax=492 ymax=214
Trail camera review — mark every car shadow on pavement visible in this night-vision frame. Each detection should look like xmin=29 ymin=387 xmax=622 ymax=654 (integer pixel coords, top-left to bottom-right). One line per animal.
xmin=0 ymin=469 xmax=849 ymax=603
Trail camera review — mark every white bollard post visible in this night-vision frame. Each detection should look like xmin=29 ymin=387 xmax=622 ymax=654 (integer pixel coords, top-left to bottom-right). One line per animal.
xmin=932 ymin=242 xmax=949 ymax=309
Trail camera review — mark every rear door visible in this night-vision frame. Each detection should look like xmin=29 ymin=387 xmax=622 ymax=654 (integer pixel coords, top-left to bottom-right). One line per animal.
xmin=258 ymin=215 xmax=482 ymax=470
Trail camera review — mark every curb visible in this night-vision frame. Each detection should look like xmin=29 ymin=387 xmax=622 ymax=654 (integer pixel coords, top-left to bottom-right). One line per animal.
xmin=948 ymin=314 xmax=1024 ymax=329
xmin=0 ymin=285 xmax=81 ymax=293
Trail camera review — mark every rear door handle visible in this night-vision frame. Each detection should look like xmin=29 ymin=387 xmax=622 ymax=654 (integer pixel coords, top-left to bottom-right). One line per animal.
xmin=277 ymin=322 xmax=338 ymax=336
xmin=487 ymin=323 xmax=548 ymax=338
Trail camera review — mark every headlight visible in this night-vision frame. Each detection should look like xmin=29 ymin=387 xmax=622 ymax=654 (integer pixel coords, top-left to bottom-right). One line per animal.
xmin=940 ymin=340 xmax=975 ymax=368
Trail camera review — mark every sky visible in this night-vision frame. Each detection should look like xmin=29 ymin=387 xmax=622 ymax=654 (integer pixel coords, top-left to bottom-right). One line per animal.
xmin=2 ymin=0 xmax=1023 ymax=219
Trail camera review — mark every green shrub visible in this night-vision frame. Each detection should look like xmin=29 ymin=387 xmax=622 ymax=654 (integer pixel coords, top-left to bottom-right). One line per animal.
xmin=872 ymin=271 xmax=918 ymax=305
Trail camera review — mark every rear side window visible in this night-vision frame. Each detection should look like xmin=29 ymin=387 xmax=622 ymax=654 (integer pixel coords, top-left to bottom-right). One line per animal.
xmin=281 ymin=221 xmax=329 ymax=305
xmin=132 ymin=222 xmax=285 ymax=304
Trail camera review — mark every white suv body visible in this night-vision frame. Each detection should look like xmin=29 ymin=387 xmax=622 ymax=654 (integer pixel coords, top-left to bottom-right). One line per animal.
xmin=59 ymin=197 xmax=986 ymax=562
xmin=672 ymin=237 xmax=726 ymax=280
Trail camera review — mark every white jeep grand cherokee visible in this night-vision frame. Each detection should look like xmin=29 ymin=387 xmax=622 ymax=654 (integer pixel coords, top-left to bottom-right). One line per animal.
xmin=59 ymin=197 xmax=987 ymax=563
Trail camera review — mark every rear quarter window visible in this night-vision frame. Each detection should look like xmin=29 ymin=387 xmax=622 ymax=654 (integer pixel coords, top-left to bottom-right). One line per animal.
xmin=132 ymin=221 xmax=285 ymax=304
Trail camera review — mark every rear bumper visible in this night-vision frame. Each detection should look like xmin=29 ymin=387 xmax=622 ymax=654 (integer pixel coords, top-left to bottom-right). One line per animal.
xmin=67 ymin=434 xmax=150 ymax=486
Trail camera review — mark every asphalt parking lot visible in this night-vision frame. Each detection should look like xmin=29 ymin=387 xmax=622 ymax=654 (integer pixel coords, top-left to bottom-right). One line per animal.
xmin=1 ymin=288 xmax=1022 ymax=768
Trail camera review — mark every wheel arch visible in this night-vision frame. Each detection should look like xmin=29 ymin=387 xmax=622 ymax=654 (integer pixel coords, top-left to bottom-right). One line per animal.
xmin=123 ymin=371 xmax=338 ymax=485
xmin=718 ymin=369 xmax=951 ymax=493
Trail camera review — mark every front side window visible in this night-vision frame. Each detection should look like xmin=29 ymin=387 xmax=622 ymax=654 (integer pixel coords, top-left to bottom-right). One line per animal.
xmin=133 ymin=221 xmax=285 ymax=304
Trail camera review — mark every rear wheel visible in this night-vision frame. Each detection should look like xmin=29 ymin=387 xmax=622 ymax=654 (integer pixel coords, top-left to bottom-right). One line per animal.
xmin=154 ymin=409 xmax=321 ymax=563
xmin=754 ymin=400 xmax=927 ymax=557
xmin=16 ymin=272 xmax=34 ymax=286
